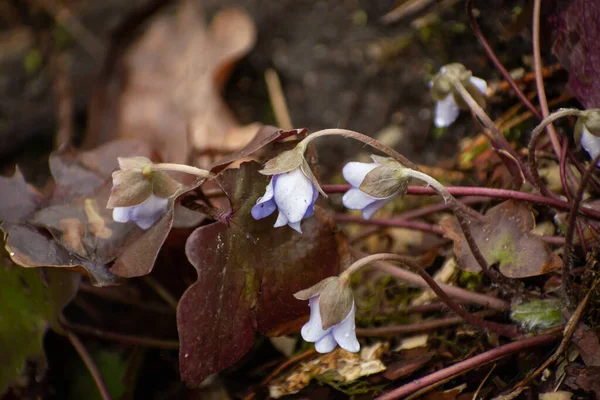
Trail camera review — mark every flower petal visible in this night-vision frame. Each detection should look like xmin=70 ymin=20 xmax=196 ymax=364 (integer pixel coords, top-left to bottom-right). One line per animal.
xmin=288 ymin=220 xmax=302 ymax=233
xmin=332 ymin=303 xmax=359 ymax=353
xmin=434 ymin=94 xmax=460 ymax=128
xmin=342 ymin=188 xmax=378 ymax=210
xmin=362 ymin=197 xmax=394 ymax=220
xmin=112 ymin=207 xmax=133 ymax=223
xmin=251 ymin=178 xmax=277 ymax=220
xmin=315 ymin=333 xmax=337 ymax=353
xmin=342 ymin=162 xmax=378 ymax=187
xmin=581 ymin=125 xmax=600 ymax=166
xmin=469 ymin=77 xmax=487 ymax=94
xmin=302 ymin=186 xmax=319 ymax=219
xmin=130 ymin=194 xmax=169 ymax=229
xmin=273 ymin=168 xmax=314 ymax=223
xmin=301 ymin=296 xmax=331 ymax=343
xmin=273 ymin=210 xmax=288 ymax=228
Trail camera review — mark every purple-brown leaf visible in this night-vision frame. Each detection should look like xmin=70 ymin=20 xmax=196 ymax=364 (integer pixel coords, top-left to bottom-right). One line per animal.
xmin=177 ymin=162 xmax=345 ymax=387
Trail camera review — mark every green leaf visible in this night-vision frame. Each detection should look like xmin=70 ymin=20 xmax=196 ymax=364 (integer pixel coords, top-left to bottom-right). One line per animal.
xmin=0 ymin=255 xmax=80 ymax=395
xmin=511 ymin=299 xmax=563 ymax=330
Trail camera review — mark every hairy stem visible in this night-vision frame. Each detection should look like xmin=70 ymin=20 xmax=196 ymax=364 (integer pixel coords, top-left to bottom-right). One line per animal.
xmin=300 ymin=128 xmax=419 ymax=170
xmin=345 ymin=252 xmax=518 ymax=337
xmin=466 ymin=0 xmax=542 ymax=120
xmin=528 ymin=108 xmax=585 ymax=197
xmin=351 ymin=249 xmax=509 ymax=311
xmin=451 ymin=79 xmax=534 ymax=186
xmin=533 ymin=0 xmax=562 ymax=158
xmin=151 ymin=163 xmax=214 ymax=178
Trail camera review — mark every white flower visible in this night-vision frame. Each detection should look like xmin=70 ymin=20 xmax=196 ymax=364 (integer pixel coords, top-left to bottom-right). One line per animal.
xmin=251 ymin=168 xmax=318 ymax=233
xmin=301 ymin=296 xmax=359 ymax=353
xmin=112 ymin=193 xmax=169 ymax=229
xmin=342 ymin=161 xmax=399 ymax=219
xmin=431 ymin=66 xmax=487 ymax=128
xmin=580 ymin=124 xmax=600 ymax=166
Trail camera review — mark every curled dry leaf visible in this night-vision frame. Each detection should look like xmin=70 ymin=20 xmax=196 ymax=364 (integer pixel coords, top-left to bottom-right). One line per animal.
xmin=177 ymin=162 xmax=347 ymax=387
xmin=441 ymin=200 xmax=562 ymax=278
xmin=1 ymin=140 xmax=197 ymax=286
xmin=87 ymin=0 xmax=260 ymax=166
xmin=268 ymin=343 xmax=387 ymax=398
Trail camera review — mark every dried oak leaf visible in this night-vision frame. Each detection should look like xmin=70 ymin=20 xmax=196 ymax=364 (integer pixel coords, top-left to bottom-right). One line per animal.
xmin=564 ymin=364 xmax=600 ymax=397
xmin=1 ymin=140 xmax=191 ymax=285
xmin=441 ymin=200 xmax=562 ymax=278
xmin=88 ymin=0 xmax=259 ymax=166
xmin=553 ymin=0 xmax=600 ymax=108
xmin=177 ymin=162 xmax=346 ymax=387
xmin=0 ymin=255 xmax=80 ymax=395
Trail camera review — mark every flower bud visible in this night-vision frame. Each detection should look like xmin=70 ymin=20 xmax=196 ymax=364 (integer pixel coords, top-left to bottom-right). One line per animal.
xmin=358 ymin=155 xmax=409 ymax=199
xmin=574 ymin=110 xmax=600 ymax=166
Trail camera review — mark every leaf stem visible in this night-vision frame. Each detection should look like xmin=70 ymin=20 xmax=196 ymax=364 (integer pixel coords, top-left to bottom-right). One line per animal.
xmin=466 ymin=0 xmax=542 ymax=120
xmin=533 ymin=0 xmax=562 ymax=158
xmin=451 ymin=79 xmax=534 ymax=186
xmin=342 ymin=253 xmax=518 ymax=337
xmin=528 ymin=108 xmax=585 ymax=197
xmin=67 ymin=331 xmax=112 ymax=400
xmin=374 ymin=332 xmax=560 ymax=400
xmin=563 ymin=153 xmax=600 ymax=305
xmin=351 ymin=249 xmax=509 ymax=311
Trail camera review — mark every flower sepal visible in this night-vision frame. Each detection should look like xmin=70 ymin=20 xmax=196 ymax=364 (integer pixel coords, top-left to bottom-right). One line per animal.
xmin=358 ymin=155 xmax=409 ymax=199
xmin=294 ymin=276 xmax=354 ymax=330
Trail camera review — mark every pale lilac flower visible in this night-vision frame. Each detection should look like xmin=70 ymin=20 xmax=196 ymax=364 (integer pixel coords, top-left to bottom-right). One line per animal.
xmin=251 ymin=168 xmax=318 ymax=233
xmin=342 ymin=161 xmax=398 ymax=219
xmin=431 ymin=67 xmax=487 ymax=128
xmin=580 ymin=124 xmax=600 ymax=166
xmin=112 ymin=193 xmax=169 ymax=229
xmin=301 ymin=296 xmax=359 ymax=353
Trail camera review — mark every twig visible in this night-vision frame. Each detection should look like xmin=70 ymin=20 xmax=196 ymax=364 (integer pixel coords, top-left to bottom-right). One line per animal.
xmin=265 ymin=68 xmax=293 ymax=130
xmin=466 ymin=0 xmax=541 ymax=120
xmin=60 ymin=315 xmax=180 ymax=349
xmin=67 ymin=331 xmax=112 ymax=400
xmin=334 ymin=214 xmax=444 ymax=235
xmin=563 ymin=153 xmax=600 ymax=305
xmin=344 ymin=253 xmax=518 ymax=337
xmin=512 ymin=279 xmax=599 ymax=390
xmin=356 ymin=310 xmax=498 ymax=337
xmin=472 ymin=364 xmax=496 ymax=400
xmin=533 ymin=0 xmax=562 ymax=158
xmin=374 ymin=332 xmax=560 ymax=400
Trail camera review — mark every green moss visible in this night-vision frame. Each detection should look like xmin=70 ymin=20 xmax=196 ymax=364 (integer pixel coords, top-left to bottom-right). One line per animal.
xmin=24 ymin=50 xmax=42 ymax=75
xmin=511 ymin=299 xmax=563 ymax=330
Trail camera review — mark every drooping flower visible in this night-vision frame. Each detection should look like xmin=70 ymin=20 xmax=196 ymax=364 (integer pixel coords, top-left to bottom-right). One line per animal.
xmin=342 ymin=155 xmax=409 ymax=219
xmin=430 ymin=64 xmax=487 ymax=128
xmin=253 ymin=147 xmax=324 ymax=233
xmin=294 ymin=277 xmax=359 ymax=353
xmin=107 ymin=157 xmax=180 ymax=229
xmin=251 ymin=168 xmax=318 ymax=233
xmin=112 ymin=193 xmax=169 ymax=229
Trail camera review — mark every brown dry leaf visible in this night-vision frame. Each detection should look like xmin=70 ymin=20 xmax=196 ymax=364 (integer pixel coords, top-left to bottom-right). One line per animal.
xmin=441 ymin=200 xmax=562 ymax=278
xmin=88 ymin=0 xmax=258 ymax=165
xmin=268 ymin=343 xmax=387 ymax=398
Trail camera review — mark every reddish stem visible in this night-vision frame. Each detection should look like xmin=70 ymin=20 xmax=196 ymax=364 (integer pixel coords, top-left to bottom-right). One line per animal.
xmin=322 ymin=184 xmax=600 ymax=220
xmin=374 ymin=332 xmax=560 ymax=400
xmin=466 ymin=0 xmax=542 ymax=120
